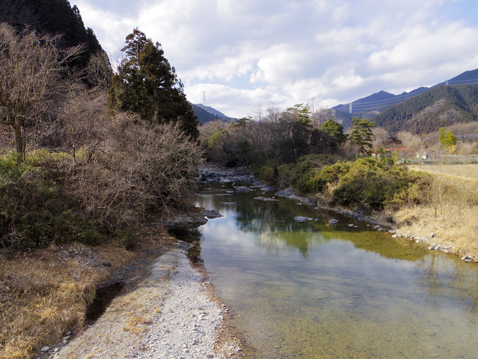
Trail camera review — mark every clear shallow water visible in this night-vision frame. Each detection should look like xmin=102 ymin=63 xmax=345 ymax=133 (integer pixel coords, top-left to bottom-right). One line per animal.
xmin=182 ymin=183 xmax=478 ymax=358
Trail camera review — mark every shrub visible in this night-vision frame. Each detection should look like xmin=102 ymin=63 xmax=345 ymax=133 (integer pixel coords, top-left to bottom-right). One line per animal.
xmin=272 ymin=156 xmax=430 ymax=213
xmin=0 ymin=151 xmax=102 ymax=249
xmin=255 ymin=165 xmax=276 ymax=183
xmin=71 ymin=114 xmax=201 ymax=231
xmin=329 ymin=158 xmax=423 ymax=212
xmin=0 ymin=114 xmax=202 ymax=249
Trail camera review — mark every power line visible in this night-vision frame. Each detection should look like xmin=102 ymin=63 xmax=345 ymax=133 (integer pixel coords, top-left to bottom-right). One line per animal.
xmin=344 ymin=78 xmax=478 ymax=112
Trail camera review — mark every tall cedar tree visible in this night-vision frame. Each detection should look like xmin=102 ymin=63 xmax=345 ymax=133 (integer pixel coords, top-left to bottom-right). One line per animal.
xmin=350 ymin=117 xmax=375 ymax=156
xmin=109 ymin=29 xmax=199 ymax=140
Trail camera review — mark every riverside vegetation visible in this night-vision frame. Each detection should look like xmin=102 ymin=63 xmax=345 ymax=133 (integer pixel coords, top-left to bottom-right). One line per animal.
xmin=200 ymin=105 xmax=478 ymax=262
xmin=2 ymin=3 xmax=478 ymax=357
xmin=0 ymin=21 xmax=200 ymax=358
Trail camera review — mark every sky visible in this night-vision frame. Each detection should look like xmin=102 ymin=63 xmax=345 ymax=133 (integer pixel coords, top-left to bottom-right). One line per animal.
xmin=73 ymin=0 xmax=478 ymax=118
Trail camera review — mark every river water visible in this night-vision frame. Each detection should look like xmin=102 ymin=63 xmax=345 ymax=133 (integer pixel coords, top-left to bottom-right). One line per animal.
xmin=180 ymin=182 xmax=478 ymax=358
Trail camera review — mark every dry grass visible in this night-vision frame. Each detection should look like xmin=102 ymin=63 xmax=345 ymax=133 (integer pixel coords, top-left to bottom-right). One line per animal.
xmin=0 ymin=227 xmax=173 ymax=359
xmin=122 ymin=316 xmax=153 ymax=335
xmin=394 ymin=164 xmax=478 ymax=259
xmin=408 ymin=164 xmax=478 ymax=181
xmin=0 ymin=247 xmax=104 ymax=358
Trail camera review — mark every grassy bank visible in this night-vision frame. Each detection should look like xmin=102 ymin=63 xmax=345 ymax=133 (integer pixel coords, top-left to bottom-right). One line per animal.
xmin=254 ymin=157 xmax=478 ymax=260
xmin=0 ymin=226 xmax=175 ymax=359
xmin=395 ymin=164 xmax=478 ymax=259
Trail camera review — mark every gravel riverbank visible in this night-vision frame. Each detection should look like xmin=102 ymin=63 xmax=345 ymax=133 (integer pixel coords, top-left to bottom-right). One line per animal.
xmin=52 ymin=242 xmax=244 ymax=359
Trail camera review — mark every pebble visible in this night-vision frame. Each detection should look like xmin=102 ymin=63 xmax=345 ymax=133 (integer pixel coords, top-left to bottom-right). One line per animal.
xmin=54 ymin=249 xmax=242 ymax=359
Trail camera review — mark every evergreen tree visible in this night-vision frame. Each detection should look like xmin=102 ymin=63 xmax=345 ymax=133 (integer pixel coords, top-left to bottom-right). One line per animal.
xmin=108 ymin=29 xmax=199 ymax=140
xmin=350 ymin=117 xmax=375 ymax=156
xmin=321 ymin=119 xmax=347 ymax=149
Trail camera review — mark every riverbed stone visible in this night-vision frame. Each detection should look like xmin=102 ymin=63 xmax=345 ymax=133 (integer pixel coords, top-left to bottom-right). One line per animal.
xmin=234 ymin=186 xmax=253 ymax=193
xmin=200 ymin=209 xmax=223 ymax=219
xmin=294 ymin=216 xmax=311 ymax=222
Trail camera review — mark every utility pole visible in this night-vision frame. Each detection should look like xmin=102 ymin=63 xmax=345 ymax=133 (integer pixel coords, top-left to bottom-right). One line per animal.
xmin=349 ymin=103 xmax=352 ymax=114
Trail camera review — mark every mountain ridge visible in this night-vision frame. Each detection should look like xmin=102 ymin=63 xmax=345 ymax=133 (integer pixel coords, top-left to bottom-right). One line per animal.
xmin=372 ymin=83 xmax=478 ymax=134
xmin=333 ymin=68 xmax=478 ymax=116
xmin=192 ymin=104 xmax=234 ymax=125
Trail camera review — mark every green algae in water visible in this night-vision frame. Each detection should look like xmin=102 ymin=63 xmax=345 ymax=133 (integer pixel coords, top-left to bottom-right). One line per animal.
xmin=193 ymin=184 xmax=478 ymax=358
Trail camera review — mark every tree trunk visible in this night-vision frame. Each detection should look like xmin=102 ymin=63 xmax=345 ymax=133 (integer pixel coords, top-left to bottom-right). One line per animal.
xmin=13 ymin=118 xmax=23 ymax=163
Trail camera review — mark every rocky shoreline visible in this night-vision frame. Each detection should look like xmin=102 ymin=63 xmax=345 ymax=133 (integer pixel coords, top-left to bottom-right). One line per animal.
xmin=197 ymin=164 xmax=476 ymax=263
xmin=43 ymin=164 xmax=474 ymax=358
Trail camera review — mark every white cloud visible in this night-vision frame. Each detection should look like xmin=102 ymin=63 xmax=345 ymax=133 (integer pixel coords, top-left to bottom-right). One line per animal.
xmin=74 ymin=0 xmax=478 ymax=118
xmin=368 ymin=23 xmax=478 ymax=70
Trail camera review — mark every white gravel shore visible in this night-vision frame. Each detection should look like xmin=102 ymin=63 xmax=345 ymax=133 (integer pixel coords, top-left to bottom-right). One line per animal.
xmin=53 ymin=245 xmax=244 ymax=359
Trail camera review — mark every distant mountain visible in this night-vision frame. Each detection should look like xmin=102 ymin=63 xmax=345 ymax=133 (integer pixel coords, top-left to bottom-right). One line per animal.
xmin=331 ymin=69 xmax=478 ymax=125
xmin=195 ymin=104 xmax=230 ymax=119
xmin=193 ymin=104 xmax=233 ymax=125
xmin=372 ymin=84 xmax=478 ymax=134
xmin=333 ymin=88 xmax=430 ymax=118
xmin=435 ymin=69 xmax=478 ymax=87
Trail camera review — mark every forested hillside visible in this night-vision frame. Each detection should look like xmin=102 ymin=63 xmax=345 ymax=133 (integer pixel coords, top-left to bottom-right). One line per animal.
xmin=332 ymin=69 xmax=478 ymax=127
xmin=372 ymin=84 xmax=478 ymax=134
xmin=0 ymin=0 xmax=108 ymax=75
xmin=193 ymin=104 xmax=232 ymax=124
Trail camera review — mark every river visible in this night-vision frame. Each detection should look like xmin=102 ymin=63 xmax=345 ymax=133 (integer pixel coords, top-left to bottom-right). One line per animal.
xmin=175 ymin=181 xmax=478 ymax=358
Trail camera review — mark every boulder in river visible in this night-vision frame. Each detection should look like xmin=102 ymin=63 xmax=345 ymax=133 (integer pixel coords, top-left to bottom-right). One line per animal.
xmin=162 ymin=211 xmax=208 ymax=229
xmin=294 ymin=216 xmax=313 ymax=222
xmin=200 ymin=209 xmax=223 ymax=219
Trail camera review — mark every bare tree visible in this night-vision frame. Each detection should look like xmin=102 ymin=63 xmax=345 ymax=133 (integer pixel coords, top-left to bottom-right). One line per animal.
xmin=397 ymin=131 xmax=425 ymax=152
xmin=0 ymin=23 xmax=83 ymax=162
xmin=308 ymin=98 xmax=323 ymax=128
xmin=372 ymin=127 xmax=389 ymax=148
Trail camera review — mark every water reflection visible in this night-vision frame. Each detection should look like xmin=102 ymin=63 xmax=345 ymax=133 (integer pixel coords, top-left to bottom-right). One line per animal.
xmin=190 ymin=183 xmax=478 ymax=358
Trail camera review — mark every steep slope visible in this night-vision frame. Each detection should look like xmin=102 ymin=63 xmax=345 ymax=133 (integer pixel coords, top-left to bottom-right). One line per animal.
xmin=193 ymin=104 xmax=233 ymax=125
xmin=372 ymin=84 xmax=478 ymax=134
xmin=195 ymin=104 xmax=230 ymax=119
xmin=0 ymin=0 xmax=106 ymax=71
xmin=193 ymin=105 xmax=219 ymax=125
